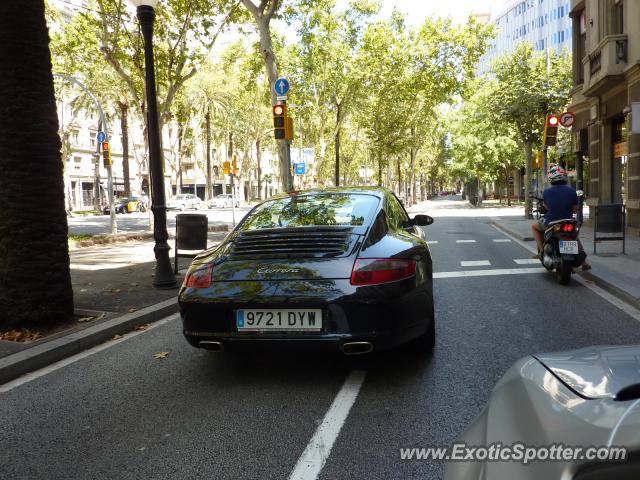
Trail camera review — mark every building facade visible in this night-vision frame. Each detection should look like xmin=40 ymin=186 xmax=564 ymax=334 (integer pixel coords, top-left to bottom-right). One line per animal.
xmin=568 ymin=0 xmax=639 ymax=234
xmin=478 ymin=0 xmax=573 ymax=77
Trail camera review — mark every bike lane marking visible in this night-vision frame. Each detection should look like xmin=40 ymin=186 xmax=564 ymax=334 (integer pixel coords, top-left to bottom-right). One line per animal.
xmin=288 ymin=370 xmax=367 ymax=480
xmin=0 ymin=315 xmax=178 ymax=393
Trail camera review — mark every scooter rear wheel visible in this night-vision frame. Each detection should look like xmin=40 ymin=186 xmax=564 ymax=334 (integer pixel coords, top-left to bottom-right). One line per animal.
xmin=556 ymin=260 xmax=572 ymax=285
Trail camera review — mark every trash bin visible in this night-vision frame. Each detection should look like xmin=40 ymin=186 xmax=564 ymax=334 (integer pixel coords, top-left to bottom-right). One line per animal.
xmin=594 ymin=203 xmax=625 ymax=254
xmin=175 ymin=214 xmax=208 ymax=273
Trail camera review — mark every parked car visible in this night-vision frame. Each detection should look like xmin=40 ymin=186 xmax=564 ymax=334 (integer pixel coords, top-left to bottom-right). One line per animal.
xmin=103 ymin=197 xmax=141 ymax=214
xmin=166 ymin=194 xmax=202 ymax=211
xmin=179 ymin=187 xmax=435 ymax=355
xmin=209 ymin=194 xmax=240 ymax=209
xmin=445 ymin=345 xmax=640 ymax=480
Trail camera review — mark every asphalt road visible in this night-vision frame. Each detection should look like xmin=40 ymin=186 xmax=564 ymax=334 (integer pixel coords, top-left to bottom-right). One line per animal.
xmin=68 ymin=207 xmax=253 ymax=235
xmin=3 ymin=198 xmax=640 ymax=480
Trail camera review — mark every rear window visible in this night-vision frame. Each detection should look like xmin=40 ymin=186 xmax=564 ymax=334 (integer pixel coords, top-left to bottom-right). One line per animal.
xmin=242 ymin=193 xmax=378 ymax=230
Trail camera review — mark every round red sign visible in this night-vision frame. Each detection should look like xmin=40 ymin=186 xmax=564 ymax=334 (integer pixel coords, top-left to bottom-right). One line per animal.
xmin=559 ymin=112 xmax=576 ymax=127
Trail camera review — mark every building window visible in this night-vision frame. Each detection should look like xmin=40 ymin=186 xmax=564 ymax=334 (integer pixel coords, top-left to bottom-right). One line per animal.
xmin=90 ymin=132 xmax=96 ymax=148
xmin=610 ymin=0 xmax=623 ymax=35
xmin=72 ymin=129 xmax=80 ymax=145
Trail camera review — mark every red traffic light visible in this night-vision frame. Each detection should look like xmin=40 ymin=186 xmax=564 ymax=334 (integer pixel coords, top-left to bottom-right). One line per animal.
xmin=102 ymin=142 xmax=110 ymax=151
xmin=547 ymin=115 xmax=559 ymax=126
xmin=273 ymin=104 xmax=286 ymax=116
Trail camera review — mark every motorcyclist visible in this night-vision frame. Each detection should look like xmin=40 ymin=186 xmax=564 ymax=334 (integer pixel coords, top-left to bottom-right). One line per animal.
xmin=531 ymin=166 xmax=591 ymax=270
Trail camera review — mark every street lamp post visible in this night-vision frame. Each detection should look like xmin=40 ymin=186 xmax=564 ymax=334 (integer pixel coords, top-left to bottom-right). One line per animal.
xmin=130 ymin=0 xmax=176 ymax=287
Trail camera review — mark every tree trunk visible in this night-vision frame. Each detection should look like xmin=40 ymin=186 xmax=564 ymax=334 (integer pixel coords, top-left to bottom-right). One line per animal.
xmin=396 ymin=159 xmax=402 ymax=197
xmin=377 ymin=153 xmax=383 ymax=186
xmin=244 ymin=1 xmax=288 ymax=192
xmin=256 ymin=138 xmax=262 ymax=200
xmin=93 ymin=118 xmax=102 ymax=210
xmin=0 ymin=0 xmax=74 ymax=329
xmin=118 ymin=102 xmax=130 ymax=197
xmin=334 ymin=104 xmax=340 ymax=186
xmin=524 ymin=140 xmax=533 ymax=218
xmin=205 ymin=107 xmax=211 ymax=201
xmin=177 ymin=123 xmax=183 ymax=194
xmin=410 ymin=127 xmax=416 ymax=205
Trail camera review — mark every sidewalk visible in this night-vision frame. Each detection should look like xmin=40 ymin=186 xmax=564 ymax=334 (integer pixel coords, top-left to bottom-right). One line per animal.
xmin=0 ymin=226 xmax=231 ymax=384
xmin=491 ymin=214 xmax=640 ymax=308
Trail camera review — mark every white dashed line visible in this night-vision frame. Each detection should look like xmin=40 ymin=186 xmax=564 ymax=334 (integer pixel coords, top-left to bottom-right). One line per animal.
xmin=513 ymin=259 xmax=541 ymax=265
xmin=493 ymin=239 xmax=512 ymax=242
xmin=426 ymin=241 xmax=438 ymax=244
xmin=434 ymin=268 xmax=546 ymax=278
xmin=456 ymin=240 xmax=476 ymax=243
xmin=289 ymin=370 xmax=366 ymax=480
xmin=460 ymin=260 xmax=491 ymax=267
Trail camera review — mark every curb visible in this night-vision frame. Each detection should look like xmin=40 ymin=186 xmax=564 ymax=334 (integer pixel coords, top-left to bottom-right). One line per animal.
xmin=0 ymin=299 xmax=178 ymax=385
xmin=578 ymin=270 xmax=640 ymax=310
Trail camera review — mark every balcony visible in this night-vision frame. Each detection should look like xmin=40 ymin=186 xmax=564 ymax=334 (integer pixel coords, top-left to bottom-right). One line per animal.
xmin=582 ymin=34 xmax=628 ymax=97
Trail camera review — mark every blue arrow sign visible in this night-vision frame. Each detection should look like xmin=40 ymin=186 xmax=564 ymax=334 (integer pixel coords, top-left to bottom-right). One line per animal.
xmin=97 ymin=131 xmax=106 ymax=143
xmin=295 ymin=163 xmax=306 ymax=175
xmin=275 ymin=78 xmax=290 ymax=95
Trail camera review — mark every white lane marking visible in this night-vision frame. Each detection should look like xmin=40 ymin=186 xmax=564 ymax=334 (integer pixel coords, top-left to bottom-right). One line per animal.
xmin=490 ymin=224 xmax=640 ymax=321
xmin=289 ymin=370 xmax=366 ymax=480
xmin=434 ymin=268 xmax=546 ymax=279
xmin=426 ymin=241 xmax=438 ymax=244
xmin=456 ymin=240 xmax=476 ymax=243
xmin=0 ymin=315 xmax=178 ymax=393
xmin=493 ymin=239 xmax=512 ymax=243
xmin=573 ymin=275 xmax=640 ymax=323
xmin=514 ymin=258 xmax=541 ymax=265
xmin=460 ymin=260 xmax=491 ymax=267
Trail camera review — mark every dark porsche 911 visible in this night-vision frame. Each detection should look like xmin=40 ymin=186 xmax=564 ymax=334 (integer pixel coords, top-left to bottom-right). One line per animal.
xmin=178 ymin=187 xmax=435 ymax=354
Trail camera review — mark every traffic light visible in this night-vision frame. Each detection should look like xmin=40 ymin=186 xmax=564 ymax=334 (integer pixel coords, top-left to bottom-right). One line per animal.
xmin=232 ymin=155 xmax=239 ymax=175
xmin=222 ymin=161 xmax=231 ymax=174
xmin=285 ymin=116 xmax=294 ymax=141
xmin=543 ymin=115 xmax=559 ymax=146
xmin=273 ymin=104 xmax=286 ymax=139
xmin=102 ymin=142 xmax=112 ymax=167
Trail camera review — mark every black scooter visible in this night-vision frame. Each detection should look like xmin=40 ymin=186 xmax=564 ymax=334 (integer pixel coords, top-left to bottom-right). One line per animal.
xmin=531 ymin=195 xmax=585 ymax=285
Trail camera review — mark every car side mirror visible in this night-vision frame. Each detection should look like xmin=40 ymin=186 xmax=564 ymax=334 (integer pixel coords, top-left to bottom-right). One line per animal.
xmin=412 ymin=214 xmax=434 ymax=226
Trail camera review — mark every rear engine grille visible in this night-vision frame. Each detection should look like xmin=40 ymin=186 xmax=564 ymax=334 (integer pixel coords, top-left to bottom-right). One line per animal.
xmin=229 ymin=229 xmax=353 ymax=259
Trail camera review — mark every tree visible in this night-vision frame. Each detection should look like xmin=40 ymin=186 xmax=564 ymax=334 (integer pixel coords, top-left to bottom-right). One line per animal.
xmin=0 ymin=0 xmax=74 ymax=329
xmin=490 ymin=43 xmax=572 ymax=217
xmin=240 ymin=0 xmax=293 ymax=191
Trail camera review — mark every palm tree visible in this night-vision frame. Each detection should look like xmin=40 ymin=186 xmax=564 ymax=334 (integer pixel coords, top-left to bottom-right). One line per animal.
xmin=0 ymin=0 xmax=74 ymax=329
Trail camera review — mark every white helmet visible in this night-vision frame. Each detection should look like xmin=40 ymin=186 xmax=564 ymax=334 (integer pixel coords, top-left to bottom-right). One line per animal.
xmin=548 ymin=165 xmax=567 ymax=185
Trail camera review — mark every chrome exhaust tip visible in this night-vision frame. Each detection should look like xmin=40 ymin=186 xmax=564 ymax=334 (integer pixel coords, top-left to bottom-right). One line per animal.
xmin=341 ymin=341 xmax=373 ymax=355
xmin=199 ymin=340 xmax=223 ymax=352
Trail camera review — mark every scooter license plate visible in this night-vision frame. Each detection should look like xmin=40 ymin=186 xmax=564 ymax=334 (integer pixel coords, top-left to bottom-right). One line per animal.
xmin=559 ymin=240 xmax=579 ymax=254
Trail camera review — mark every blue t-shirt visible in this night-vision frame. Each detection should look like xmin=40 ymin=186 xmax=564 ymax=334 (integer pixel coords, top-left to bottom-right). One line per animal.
xmin=543 ymin=184 xmax=577 ymax=224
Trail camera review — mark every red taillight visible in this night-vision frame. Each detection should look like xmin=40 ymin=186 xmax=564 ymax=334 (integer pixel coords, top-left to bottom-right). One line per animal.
xmin=350 ymin=259 xmax=416 ymax=285
xmin=562 ymin=224 xmax=575 ymax=232
xmin=184 ymin=265 xmax=213 ymax=288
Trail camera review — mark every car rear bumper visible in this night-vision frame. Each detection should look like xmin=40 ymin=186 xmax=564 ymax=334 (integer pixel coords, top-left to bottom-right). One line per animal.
xmin=179 ymin=278 xmax=433 ymax=352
